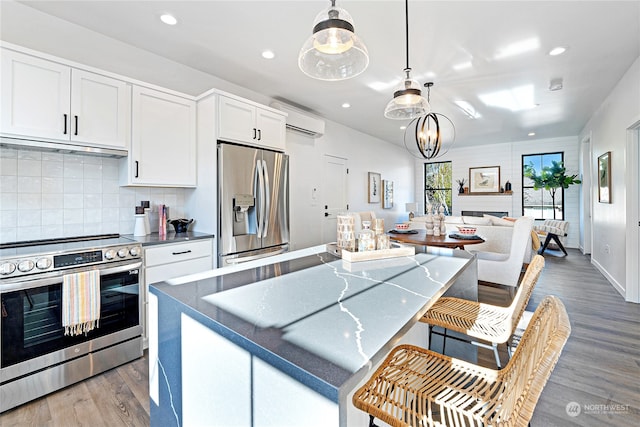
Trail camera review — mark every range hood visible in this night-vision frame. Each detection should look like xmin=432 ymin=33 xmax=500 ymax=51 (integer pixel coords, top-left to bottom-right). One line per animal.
xmin=0 ymin=137 xmax=128 ymax=158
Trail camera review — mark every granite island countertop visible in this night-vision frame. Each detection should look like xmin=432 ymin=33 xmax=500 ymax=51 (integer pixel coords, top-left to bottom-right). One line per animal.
xmin=150 ymin=245 xmax=476 ymax=403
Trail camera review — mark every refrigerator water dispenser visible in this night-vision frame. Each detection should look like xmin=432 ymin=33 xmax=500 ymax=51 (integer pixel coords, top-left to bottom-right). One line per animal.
xmin=233 ymin=194 xmax=256 ymax=235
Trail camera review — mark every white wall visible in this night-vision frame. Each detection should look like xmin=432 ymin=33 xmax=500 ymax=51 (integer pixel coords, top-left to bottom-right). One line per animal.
xmin=287 ymin=120 xmax=415 ymax=250
xmin=413 ymin=136 xmax=581 ymax=248
xmin=579 ymin=56 xmax=640 ymax=297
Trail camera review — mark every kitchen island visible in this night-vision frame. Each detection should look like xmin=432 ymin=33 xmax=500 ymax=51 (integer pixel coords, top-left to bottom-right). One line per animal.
xmin=148 ymin=245 xmax=477 ymax=426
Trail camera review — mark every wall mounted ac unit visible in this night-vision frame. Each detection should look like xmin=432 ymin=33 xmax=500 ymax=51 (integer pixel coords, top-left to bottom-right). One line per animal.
xmin=270 ymin=102 xmax=325 ymax=138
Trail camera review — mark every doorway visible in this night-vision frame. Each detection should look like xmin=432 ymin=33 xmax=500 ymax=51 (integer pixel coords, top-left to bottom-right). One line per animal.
xmin=321 ymin=155 xmax=348 ymax=244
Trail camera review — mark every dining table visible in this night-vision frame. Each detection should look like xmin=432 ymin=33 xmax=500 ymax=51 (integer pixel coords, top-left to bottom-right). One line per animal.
xmin=388 ymin=229 xmax=485 ymax=250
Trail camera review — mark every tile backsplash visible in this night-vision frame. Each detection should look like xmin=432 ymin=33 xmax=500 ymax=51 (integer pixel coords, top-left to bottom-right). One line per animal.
xmin=0 ymin=147 xmax=187 ymax=243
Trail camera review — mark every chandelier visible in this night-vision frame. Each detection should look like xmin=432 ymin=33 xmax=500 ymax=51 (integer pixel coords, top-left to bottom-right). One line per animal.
xmin=404 ymin=82 xmax=455 ymax=160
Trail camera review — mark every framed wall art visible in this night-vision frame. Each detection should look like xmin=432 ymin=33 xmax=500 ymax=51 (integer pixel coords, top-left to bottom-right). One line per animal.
xmin=368 ymin=172 xmax=381 ymax=203
xmin=469 ymin=166 xmax=500 ymax=193
xmin=382 ymin=179 xmax=394 ymax=209
xmin=598 ymin=151 xmax=611 ymax=203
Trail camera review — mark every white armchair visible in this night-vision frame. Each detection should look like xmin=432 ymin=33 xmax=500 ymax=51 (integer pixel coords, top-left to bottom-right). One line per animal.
xmin=469 ymin=217 xmax=534 ymax=287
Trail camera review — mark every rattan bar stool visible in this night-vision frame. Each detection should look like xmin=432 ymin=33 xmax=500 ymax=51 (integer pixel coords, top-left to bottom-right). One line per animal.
xmin=352 ymin=295 xmax=570 ymax=427
xmin=421 ymin=255 xmax=545 ymax=368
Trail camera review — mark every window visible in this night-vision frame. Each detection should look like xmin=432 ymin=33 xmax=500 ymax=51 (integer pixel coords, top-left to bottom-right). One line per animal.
xmin=522 ymin=152 xmax=564 ymax=219
xmin=424 ymin=161 xmax=452 ymax=214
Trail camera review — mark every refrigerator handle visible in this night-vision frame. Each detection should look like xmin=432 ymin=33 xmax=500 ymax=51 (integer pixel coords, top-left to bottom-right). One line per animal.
xmin=256 ymin=159 xmax=265 ymax=238
xmin=262 ymin=159 xmax=270 ymax=238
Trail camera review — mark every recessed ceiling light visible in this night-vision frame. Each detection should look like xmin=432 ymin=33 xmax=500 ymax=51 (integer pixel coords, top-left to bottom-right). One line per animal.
xmin=261 ymin=50 xmax=275 ymax=59
xmin=400 ymin=126 xmax=407 ymax=130
xmin=341 ymin=102 xmax=351 ymax=109
xmin=494 ymin=37 xmax=540 ymax=60
xmin=549 ymin=46 xmax=567 ymax=56
xmin=528 ymin=132 xmax=536 ymax=136
xmin=160 ymin=13 xmax=177 ymax=25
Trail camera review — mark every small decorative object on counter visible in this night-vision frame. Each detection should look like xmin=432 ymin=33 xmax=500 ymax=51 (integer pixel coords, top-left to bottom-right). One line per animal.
xmin=158 ymin=204 xmax=168 ymax=236
xmin=456 ymin=178 xmax=466 ymax=194
xmin=134 ymin=206 xmax=146 ymax=236
xmin=373 ymin=218 xmax=385 ymax=236
xmin=168 ymin=218 xmax=193 ymax=234
xmin=358 ymin=221 xmax=376 ymax=252
xmin=505 ymin=181 xmax=512 ymax=192
xmin=336 ymin=215 xmax=356 ymax=251
xmin=376 ymin=234 xmax=391 ymax=250
xmin=141 ymin=201 xmax=151 ymax=235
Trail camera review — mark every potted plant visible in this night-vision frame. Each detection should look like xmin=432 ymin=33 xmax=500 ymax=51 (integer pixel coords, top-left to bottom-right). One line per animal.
xmin=524 ymin=160 xmax=581 ymax=219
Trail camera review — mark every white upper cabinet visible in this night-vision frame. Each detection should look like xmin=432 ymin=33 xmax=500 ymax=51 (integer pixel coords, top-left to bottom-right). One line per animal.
xmin=218 ymin=95 xmax=286 ymax=151
xmin=70 ymin=69 xmax=130 ymax=148
xmin=122 ymin=86 xmax=196 ymax=187
xmin=0 ymin=48 xmax=130 ymax=150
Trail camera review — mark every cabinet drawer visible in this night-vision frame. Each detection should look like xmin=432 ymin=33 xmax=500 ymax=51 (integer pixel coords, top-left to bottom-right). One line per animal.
xmin=145 ymin=256 xmax=212 ymax=286
xmin=144 ymin=239 xmax=212 ymax=267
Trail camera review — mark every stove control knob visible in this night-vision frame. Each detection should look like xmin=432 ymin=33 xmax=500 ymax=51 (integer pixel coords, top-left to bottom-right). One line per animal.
xmin=18 ymin=260 xmax=35 ymax=273
xmin=129 ymin=246 xmax=140 ymax=257
xmin=0 ymin=262 xmax=16 ymax=275
xmin=36 ymin=258 xmax=52 ymax=270
xmin=117 ymin=248 xmax=128 ymax=258
xmin=105 ymin=249 xmax=116 ymax=260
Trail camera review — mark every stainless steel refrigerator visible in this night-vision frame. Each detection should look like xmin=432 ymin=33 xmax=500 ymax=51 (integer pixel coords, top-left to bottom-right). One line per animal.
xmin=218 ymin=142 xmax=289 ymax=266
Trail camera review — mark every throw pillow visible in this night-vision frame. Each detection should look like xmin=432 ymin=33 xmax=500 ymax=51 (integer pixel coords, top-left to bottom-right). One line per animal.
xmin=483 ymin=214 xmax=515 ymax=227
xmin=462 ymin=216 xmax=492 ymax=225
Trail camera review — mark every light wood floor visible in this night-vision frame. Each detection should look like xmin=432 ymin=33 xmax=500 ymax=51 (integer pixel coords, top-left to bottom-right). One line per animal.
xmin=1 ymin=249 xmax=638 ymax=426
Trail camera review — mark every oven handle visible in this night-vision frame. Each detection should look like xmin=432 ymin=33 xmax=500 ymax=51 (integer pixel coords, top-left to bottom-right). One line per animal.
xmin=0 ymin=261 xmax=142 ymax=294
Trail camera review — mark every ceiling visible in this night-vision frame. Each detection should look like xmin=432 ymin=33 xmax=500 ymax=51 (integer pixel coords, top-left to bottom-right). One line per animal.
xmin=3 ymin=1 xmax=639 ymax=149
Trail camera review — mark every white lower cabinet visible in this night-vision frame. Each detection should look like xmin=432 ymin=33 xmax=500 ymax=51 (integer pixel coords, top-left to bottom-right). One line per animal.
xmin=142 ymin=239 xmax=213 ymax=347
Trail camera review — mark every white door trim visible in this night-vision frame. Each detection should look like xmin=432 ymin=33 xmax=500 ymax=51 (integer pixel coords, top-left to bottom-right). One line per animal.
xmin=579 ymin=133 xmax=592 ymax=255
xmin=625 ymin=118 xmax=640 ymax=303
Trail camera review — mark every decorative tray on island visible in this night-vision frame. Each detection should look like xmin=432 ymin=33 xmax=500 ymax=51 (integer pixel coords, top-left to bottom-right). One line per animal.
xmin=326 ymin=243 xmax=415 ymax=262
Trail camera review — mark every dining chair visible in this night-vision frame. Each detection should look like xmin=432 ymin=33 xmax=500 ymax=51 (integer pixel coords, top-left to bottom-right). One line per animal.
xmin=421 ymin=254 xmax=545 ymax=368
xmin=352 ymin=295 xmax=570 ymax=427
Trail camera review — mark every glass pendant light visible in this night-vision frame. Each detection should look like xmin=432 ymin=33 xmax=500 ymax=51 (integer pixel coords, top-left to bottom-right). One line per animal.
xmin=384 ymin=0 xmax=430 ymax=119
xmin=299 ymin=0 xmax=369 ymax=81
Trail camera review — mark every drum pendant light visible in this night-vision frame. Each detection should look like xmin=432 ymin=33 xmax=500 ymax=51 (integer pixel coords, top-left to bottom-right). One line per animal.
xmin=299 ymin=0 xmax=369 ymax=81
xmin=384 ymin=0 xmax=430 ymax=119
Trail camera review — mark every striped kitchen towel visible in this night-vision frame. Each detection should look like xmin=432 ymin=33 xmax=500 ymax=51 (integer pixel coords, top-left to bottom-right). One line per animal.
xmin=62 ymin=269 xmax=101 ymax=336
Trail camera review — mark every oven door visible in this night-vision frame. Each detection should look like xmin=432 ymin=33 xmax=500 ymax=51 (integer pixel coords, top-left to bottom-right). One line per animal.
xmin=0 ymin=261 xmax=142 ymax=382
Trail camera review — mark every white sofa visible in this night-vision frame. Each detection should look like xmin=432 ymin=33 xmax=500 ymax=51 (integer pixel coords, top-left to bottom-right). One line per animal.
xmin=409 ymin=214 xmax=533 ymax=263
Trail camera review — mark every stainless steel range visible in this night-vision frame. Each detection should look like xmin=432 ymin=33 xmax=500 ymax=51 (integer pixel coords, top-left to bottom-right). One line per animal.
xmin=0 ymin=234 xmax=143 ymax=412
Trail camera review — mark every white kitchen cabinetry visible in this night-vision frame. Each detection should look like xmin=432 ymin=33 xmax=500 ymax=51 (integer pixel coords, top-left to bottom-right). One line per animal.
xmin=142 ymin=239 xmax=213 ymax=347
xmin=218 ymin=95 xmax=286 ymax=151
xmin=0 ymin=48 xmax=130 ymax=150
xmin=122 ymin=86 xmax=196 ymax=187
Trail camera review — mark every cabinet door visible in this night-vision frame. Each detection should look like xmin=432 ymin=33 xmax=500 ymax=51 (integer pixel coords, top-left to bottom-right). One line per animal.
xmin=256 ymin=108 xmax=286 ymax=151
xmin=218 ymin=95 xmax=256 ymax=143
xmin=130 ymin=86 xmax=196 ymax=186
xmin=70 ymin=69 xmax=130 ymax=149
xmin=0 ymin=49 xmax=70 ymax=141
